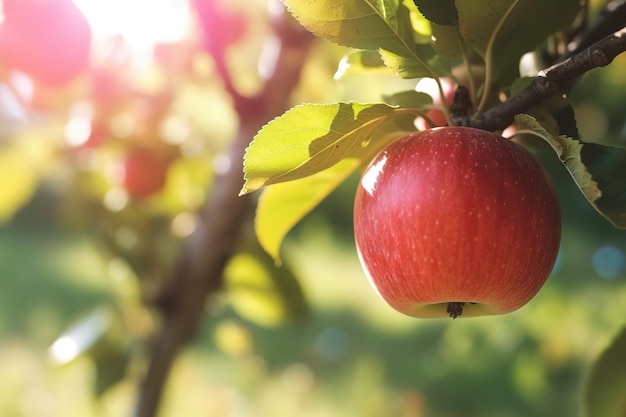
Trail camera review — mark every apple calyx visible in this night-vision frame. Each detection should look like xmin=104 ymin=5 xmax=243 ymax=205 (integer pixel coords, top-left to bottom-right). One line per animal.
xmin=446 ymin=302 xmax=465 ymax=319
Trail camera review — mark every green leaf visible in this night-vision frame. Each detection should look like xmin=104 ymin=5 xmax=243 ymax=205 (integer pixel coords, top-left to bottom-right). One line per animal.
xmin=256 ymin=158 xmax=361 ymax=261
xmin=224 ymin=247 xmax=308 ymax=327
xmin=412 ymin=0 xmax=458 ymax=25
xmin=584 ymin=325 xmax=626 ymax=417
xmin=284 ymin=0 xmax=415 ymax=55
xmin=515 ymin=114 xmax=626 ymax=229
xmin=335 ymin=50 xmax=391 ymax=79
xmin=240 ymin=102 xmax=415 ymax=194
xmin=430 ymin=23 xmax=464 ymax=58
xmin=380 ymin=43 xmax=451 ymax=78
xmin=456 ymin=0 xmax=580 ymax=82
xmin=0 ymin=148 xmax=38 ymax=222
xmin=383 ymin=90 xmax=433 ymax=108
xmin=284 ymin=0 xmax=445 ymax=78
xmin=580 ymin=144 xmax=626 ymax=229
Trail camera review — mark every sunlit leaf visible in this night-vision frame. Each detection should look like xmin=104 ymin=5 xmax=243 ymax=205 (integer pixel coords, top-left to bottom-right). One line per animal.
xmin=284 ymin=0 xmax=447 ymax=78
xmin=224 ymin=248 xmax=308 ymax=327
xmin=256 ymin=158 xmax=361 ymax=261
xmin=284 ymin=0 xmax=416 ymax=55
xmin=383 ymin=90 xmax=433 ymax=108
xmin=241 ymin=102 xmax=415 ymax=194
xmin=335 ymin=50 xmax=391 ymax=79
xmin=0 ymin=148 xmax=38 ymax=222
xmin=380 ymin=43 xmax=451 ymax=78
xmin=159 ymin=155 xmax=214 ymax=213
xmin=402 ymin=0 xmax=434 ymax=40
xmin=213 ymin=320 xmax=253 ymax=357
xmin=515 ymin=114 xmax=626 ymax=229
xmin=583 ymin=325 xmax=626 ymax=417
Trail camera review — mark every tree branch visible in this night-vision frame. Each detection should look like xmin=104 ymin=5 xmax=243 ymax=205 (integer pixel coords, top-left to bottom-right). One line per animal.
xmin=453 ymin=27 xmax=626 ymax=132
xmin=133 ymin=4 xmax=314 ymax=417
xmin=562 ymin=0 xmax=626 ymax=60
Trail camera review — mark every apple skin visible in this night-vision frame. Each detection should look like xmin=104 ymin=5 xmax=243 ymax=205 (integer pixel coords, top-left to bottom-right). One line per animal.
xmin=353 ymin=127 xmax=561 ymax=318
xmin=0 ymin=0 xmax=92 ymax=86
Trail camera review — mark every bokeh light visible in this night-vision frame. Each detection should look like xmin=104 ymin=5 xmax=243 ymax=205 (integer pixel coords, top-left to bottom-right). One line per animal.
xmin=592 ymin=245 xmax=626 ymax=280
xmin=73 ymin=0 xmax=191 ymax=65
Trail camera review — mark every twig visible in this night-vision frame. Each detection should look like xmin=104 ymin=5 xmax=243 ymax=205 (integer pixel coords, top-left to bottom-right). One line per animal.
xmin=453 ymin=27 xmax=626 ymax=131
xmin=133 ymin=4 xmax=313 ymax=417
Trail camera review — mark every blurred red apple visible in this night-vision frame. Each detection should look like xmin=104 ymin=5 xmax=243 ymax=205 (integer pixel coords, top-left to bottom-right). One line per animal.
xmin=0 ymin=0 xmax=92 ymax=86
xmin=120 ymin=149 xmax=172 ymax=200
xmin=353 ymin=127 xmax=561 ymax=318
xmin=192 ymin=0 xmax=247 ymax=57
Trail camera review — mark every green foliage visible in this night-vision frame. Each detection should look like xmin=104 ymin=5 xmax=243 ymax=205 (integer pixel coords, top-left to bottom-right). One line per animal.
xmin=580 ymin=144 xmax=626 ymax=228
xmin=241 ymin=0 xmax=626 ymax=268
xmin=335 ymin=50 xmax=391 ymax=77
xmin=412 ymin=0 xmax=458 ymax=26
xmin=515 ymin=114 xmax=626 ymax=229
xmin=241 ymin=103 xmax=415 ymax=256
xmin=241 ymin=103 xmax=415 ymax=194
xmin=456 ymin=0 xmax=579 ymax=82
xmin=0 ymin=147 xmax=39 ymax=222
xmin=223 ymin=243 xmax=308 ymax=326
xmin=383 ymin=90 xmax=433 ymax=108
xmin=255 ymin=159 xmax=360 ymax=261
xmin=2 ymin=0 xmax=625 ymax=415
xmin=284 ymin=0 xmax=417 ymax=55
xmin=285 ymin=0 xmax=448 ymax=79
xmin=243 ymin=0 xmax=625 ymax=256
xmin=584 ymin=325 xmax=626 ymax=417
xmin=379 ymin=44 xmax=451 ymax=78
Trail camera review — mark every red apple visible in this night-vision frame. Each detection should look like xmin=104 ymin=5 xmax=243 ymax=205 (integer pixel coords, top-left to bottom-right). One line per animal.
xmin=0 ymin=0 xmax=92 ymax=86
xmin=353 ymin=127 xmax=561 ymax=318
xmin=120 ymin=149 xmax=172 ymax=200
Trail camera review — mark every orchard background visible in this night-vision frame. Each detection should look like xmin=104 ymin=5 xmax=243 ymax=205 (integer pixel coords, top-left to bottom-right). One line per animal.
xmin=0 ymin=0 xmax=625 ymax=416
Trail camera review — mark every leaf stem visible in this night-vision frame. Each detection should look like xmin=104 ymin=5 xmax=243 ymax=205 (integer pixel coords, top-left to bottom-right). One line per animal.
xmin=476 ymin=0 xmax=521 ymax=115
xmin=455 ymin=27 xmax=477 ymax=108
xmin=434 ymin=77 xmax=452 ymax=125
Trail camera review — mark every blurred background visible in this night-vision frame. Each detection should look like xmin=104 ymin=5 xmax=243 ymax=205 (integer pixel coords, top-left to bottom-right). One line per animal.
xmin=0 ymin=0 xmax=625 ymax=416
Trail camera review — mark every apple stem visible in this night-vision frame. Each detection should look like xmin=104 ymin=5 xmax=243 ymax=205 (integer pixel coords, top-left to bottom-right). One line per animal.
xmin=447 ymin=302 xmax=465 ymax=319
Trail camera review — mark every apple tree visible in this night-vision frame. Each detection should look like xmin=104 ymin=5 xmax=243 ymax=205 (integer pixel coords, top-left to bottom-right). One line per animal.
xmin=240 ymin=0 xmax=626 ymax=416
xmin=0 ymin=0 xmax=625 ymax=417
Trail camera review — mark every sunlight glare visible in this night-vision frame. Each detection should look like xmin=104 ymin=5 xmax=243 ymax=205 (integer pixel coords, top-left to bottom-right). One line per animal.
xmin=73 ymin=0 xmax=191 ymax=65
xmin=49 ymin=336 xmax=80 ymax=363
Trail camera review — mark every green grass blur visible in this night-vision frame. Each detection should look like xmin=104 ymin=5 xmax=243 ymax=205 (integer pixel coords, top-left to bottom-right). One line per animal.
xmin=1 ymin=138 xmax=625 ymax=417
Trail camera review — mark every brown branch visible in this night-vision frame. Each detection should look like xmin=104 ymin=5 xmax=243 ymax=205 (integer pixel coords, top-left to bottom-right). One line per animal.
xmin=133 ymin=5 xmax=314 ymax=417
xmin=562 ymin=0 xmax=626 ymax=60
xmin=454 ymin=27 xmax=626 ymax=132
